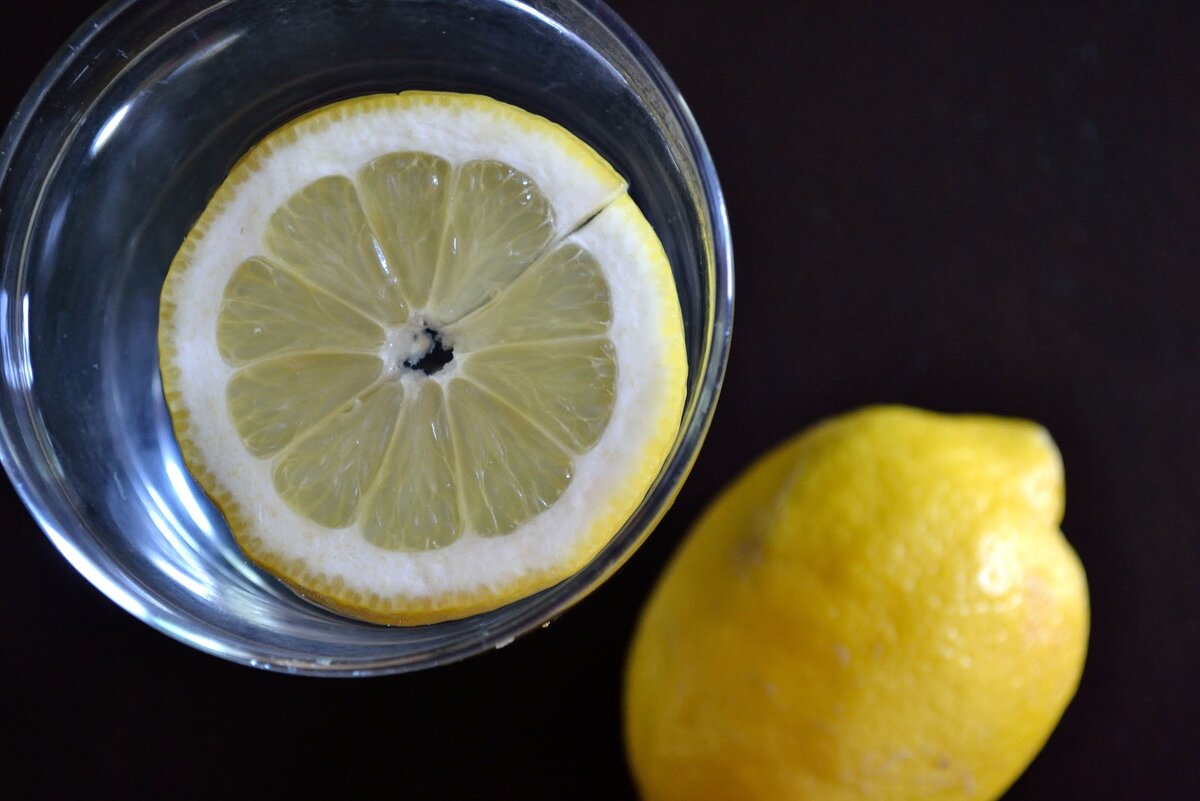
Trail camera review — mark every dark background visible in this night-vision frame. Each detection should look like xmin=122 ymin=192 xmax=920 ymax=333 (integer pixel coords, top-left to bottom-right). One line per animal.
xmin=3 ymin=1 xmax=1198 ymax=799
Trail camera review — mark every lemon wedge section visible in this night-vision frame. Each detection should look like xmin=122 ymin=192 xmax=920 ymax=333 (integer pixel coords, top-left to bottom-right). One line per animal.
xmin=158 ymin=92 xmax=687 ymax=624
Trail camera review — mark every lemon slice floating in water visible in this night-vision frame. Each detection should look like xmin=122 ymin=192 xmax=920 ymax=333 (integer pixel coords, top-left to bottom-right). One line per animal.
xmin=159 ymin=92 xmax=687 ymax=624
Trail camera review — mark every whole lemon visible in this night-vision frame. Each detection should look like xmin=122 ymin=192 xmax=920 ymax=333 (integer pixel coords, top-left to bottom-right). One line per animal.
xmin=625 ymin=406 xmax=1089 ymax=801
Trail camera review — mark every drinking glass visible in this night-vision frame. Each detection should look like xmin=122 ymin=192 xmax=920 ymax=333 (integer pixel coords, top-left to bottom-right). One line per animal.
xmin=0 ymin=0 xmax=732 ymax=675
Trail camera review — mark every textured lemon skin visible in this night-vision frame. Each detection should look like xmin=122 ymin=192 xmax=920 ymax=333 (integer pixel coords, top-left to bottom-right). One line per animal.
xmin=158 ymin=92 xmax=686 ymax=624
xmin=625 ymin=406 xmax=1089 ymax=801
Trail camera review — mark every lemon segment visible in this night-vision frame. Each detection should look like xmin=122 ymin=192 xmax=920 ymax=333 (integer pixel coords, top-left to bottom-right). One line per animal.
xmin=216 ymin=257 xmax=386 ymax=365
xmin=361 ymin=381 xmax=460 ymax=551
xmin=357 ymin=152 xmax=452 ymax=310
xmin=427 ymin=160 xmax=556 ymax=323
xmin=461 ymin=338 xmax=616 ymax=453
xmin=158 ymin=91 xmax=686 ymax=623
xmin=264 ymin=175 xmax=407 ymax=325
xmin=446 ymin=377 xmax=575 ymax=536
xmin=225 ymin=354 xmax=383 ymax=459
xmin=443 ymin=242 xmax=612 ymax=348
xmin=272 ymin=382 xmax=405 ymax=529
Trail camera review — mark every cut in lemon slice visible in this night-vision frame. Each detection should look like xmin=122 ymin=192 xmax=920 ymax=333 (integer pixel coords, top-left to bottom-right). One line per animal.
xmin=159 ymin=92 xmax=687 ymax=624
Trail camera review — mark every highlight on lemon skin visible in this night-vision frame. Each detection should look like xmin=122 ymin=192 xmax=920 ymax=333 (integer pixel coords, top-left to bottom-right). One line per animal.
xmin=625 ymin=406 xmax=1089 ymax=801
xmin=159 ymin=91 xmax=688 ymax=624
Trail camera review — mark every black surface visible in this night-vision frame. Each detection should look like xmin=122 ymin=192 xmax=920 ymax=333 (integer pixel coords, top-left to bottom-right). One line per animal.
xmin=3 ymin=2 xmax=1198 ymax=799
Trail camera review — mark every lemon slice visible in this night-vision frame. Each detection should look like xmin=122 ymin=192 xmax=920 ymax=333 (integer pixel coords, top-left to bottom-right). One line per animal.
xmin=159 ymin=92 xmax=687 ymax=624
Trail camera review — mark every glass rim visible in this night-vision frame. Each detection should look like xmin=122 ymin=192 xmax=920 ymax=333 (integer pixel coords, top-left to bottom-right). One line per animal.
xmin=0 ymin=0 xmax=734 ymax=675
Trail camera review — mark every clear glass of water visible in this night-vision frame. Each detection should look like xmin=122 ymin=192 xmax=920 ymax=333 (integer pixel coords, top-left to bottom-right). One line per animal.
xmin=0 ymin=0 xmax=732 ymax=675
